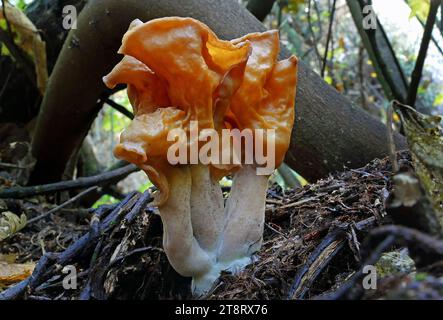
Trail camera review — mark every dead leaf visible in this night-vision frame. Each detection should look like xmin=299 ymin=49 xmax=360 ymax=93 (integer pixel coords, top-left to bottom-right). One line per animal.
xmin=0 ymin=211 xmax=27 ymax=241
xmin=0 ymin=1 xmax=48 ymax=94
xmin=0 ymin=261 xmax=34 ymax=288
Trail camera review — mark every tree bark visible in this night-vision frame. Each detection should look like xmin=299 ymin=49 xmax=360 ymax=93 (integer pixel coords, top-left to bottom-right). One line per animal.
xmin=29 ymin=0 xmax=406 ymax=184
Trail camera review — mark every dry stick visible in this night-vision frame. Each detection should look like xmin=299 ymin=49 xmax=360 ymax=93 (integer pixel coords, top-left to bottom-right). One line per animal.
xmin=288 ymin=229 xmax=345 ymax=300
xmin=0 ymin=164 xmax=139 ymax=199
xmin=103 ymin=97 xmax=134 ymax=119
xmin=0 ymin=192 xmax=140 ymax=300
xmin=315 ymin=234 xmax=396 ymax=300
xmin=417 ymin=16 xmax=443 ymax=57
xmin=365 ymin=225 xmax=443 ymax=264
xmin=287 ymin=217 xmax=376 ymax=299
xmin=402 ymin=0 xmax=443 ymax=57
xmin=26 ymin=186 xmax=98 ymax=224
xmin=386 ymin=101 xmax=399 ymax=173
xmin=406 ymin=0 xmax=440 ymax=107
xmin=0 ymin=161 xmax=29 ymax=169
xmin=321 ymin=0 xmax=337 ymax=78
xmin=307 ymin=0 xmax=323 ymax=71
xmin=276 ymin=0 xmax=282 ymax=36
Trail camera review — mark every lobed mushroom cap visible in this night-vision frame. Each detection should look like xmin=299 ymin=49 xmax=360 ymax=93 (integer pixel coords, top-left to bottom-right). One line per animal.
xmin=103 ymin=17 xmax=251 ymax=204
xmin=103 ymin=17 xmax=298 ymax=203
xmin=228 ymin=31 xmax=298 ymax=170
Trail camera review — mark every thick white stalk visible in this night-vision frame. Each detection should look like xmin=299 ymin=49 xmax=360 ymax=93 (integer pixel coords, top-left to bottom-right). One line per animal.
xmin=158 ymin=166 xmax=212 ymax=278
xmin=190 ymin=164 xmax=224 ymax=253
xmin=217 ymin=165 xmax=269 ymax=271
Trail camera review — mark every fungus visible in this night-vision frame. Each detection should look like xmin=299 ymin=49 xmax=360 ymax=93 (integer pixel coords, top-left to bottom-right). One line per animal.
xmin=217 ymin=31 xmax=298 ymax=273
xmin=103 ymin=17 xmax=297 ymax=296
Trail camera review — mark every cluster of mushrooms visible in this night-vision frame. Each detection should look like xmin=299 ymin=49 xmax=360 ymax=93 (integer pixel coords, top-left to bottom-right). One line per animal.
xmin=103 ymin=17 xmax=298 ymax=296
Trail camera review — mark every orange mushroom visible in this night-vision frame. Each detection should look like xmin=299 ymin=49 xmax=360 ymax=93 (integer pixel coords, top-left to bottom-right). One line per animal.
xmin=218 ymin=31 xmax=297 ymax=267
xmin=103 ymin=17 xmax=297 ymax=295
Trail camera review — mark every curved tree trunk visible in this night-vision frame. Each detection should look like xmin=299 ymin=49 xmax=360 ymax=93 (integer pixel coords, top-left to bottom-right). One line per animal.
xmin=29 ymin=0 xmax=406 ymax=184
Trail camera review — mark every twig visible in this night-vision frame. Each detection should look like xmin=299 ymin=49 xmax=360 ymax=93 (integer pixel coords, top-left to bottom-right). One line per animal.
xmin=123 ymin=190 xmax=152 ymax=223
xmin=103 ymin=97 xmax=134 ymax=119
xmin=358 ymin=43 xmax=368 ymax=110
xmin=315 ymin=234 xmax=396 ymax=300
xmin=319 ymin=224 xmax=443 ymax=300
xmin=386 ymin=101 xmax=399 ymax=173
xmin=288 ymin=217 xmax=377 ymax=299
xmin=277 ymin=0 xmax=283 ymax=35
xmin=321 ymin=0 xmax=337 ymax=78
xmin=406 ymin=0 xmax=440 ymax=107
xmin=347 ymin=0 xmax=409 ymax=103
xmin=403 ymin=0 xmax=443 ymax=57
xmin=56 ymin=192 xmax=140 ymax=265
xmin=0 ymin=161 xmax=29 ymax=169
xmin=26 ymin=186 xmax=98 ymax=224
xmin=363 ymin=225 xmax=443 ymax=266
xmin=307 ymin=0 xmax=323 ymax=71
xmin=107 ymin=246 xmax=162 ymax=269
xmin=288 ymin=229 xmax=345 ymax=299
xmin=0 ymin=163 xmax=139 ymax=199
xmin=0 ymin=193 xmax=140 ymax=300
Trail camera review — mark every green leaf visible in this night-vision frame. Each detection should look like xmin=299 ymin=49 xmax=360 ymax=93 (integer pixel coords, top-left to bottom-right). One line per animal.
xmin=92 ymin=194 xmax=120 ymax=208
xmin=138 ymin=181 xmax=153 ymax=193
xmin=407 ymin=0 xmax=430 ymax=20
xmin=324 ymin=75 xmax=333 ymax=85
xmin=433 ymin=92 xmax=443 ymax=106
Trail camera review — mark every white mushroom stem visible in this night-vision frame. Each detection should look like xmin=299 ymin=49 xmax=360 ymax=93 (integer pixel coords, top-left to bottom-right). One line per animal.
xmin=217 ymin=165 xmax=269 ymax=270
xmin=158 ymin=164 xmax=269 ymax=296
xmin=190 ymin=164 xmax=224 ymax=253
xmin=158 ymin=165 xmax=212 ymax=278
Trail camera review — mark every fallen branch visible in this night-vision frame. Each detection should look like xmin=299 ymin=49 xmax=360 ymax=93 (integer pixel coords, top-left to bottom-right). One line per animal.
xmin=316 ymin=224 xmax=443 ymax=300
xmin=362 ymin=225 xmax=443 ymax=267
xmin=26 ymin=186 xmax=98 ymax=224
xmin=0 ymin=191 xmax=148 ymax=300
xmin=287 ymin=217 xmax=377 ymax=299
xmin=288 ymin=229 xmax=345 ymax=299
xmin=315 ymin=234 xmax=396 ymax=300
xmin=0 ymin=164 xmax=139 ymax=199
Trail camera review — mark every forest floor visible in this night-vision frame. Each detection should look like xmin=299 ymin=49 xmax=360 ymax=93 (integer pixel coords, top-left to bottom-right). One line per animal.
xmin=1 ymin=151 xmax=443 ymax=300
